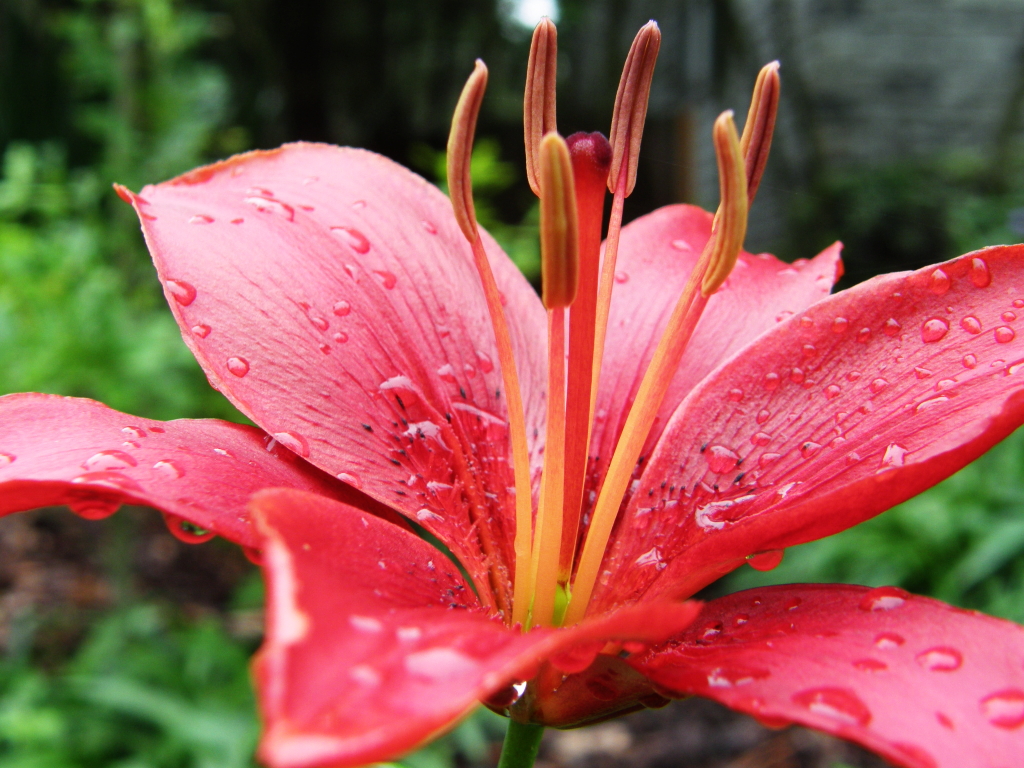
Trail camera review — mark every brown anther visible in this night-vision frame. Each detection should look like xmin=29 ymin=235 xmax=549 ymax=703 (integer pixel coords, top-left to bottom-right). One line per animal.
xmin=738 ymin=61 xmax=780 ymax=205
xmin=607 ymin=21 xmax=661 ymax=195
xmin=447 ymin=59 xmax=488 ymax=242
xmin=539 ymin=132 xmax=579 ymax=309
xmin=701 ymin=111 xmax=748 ymax=296
xmin=524 ymin=18 xmax=558 ymax=196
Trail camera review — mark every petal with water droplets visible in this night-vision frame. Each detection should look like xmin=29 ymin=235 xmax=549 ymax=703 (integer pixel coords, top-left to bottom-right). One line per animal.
xmin=632 ymin=584 xmax=1024 ymax=768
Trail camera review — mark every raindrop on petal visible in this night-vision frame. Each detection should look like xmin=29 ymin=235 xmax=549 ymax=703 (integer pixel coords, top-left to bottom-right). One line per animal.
xmin=191 ymin=324 xmax=211 ymax=338
xmin=831 ymin=317 xmax=849 ymax=333
xmin=960 ymin=315 xmax=982 ymax=334
xmin=164 ymin=279 xmax=197 ymax=306
xmin=883 ymin=318 xmax=902 ymax=337
xmin=879 ymin=444 xmax=907 ymax=469
xmin=995 ymin=326 xmax=1016 ymax=344
xmin=68 ymin=498 xmax=121 ymax=520
xmin=153 ymin=460 xmax=185 ymax=479
xmin=273 ymin=431 xmax=310 ymax=458
xmin=227 ymin=357 xmax=250 ymax=377
xmin=791 ymin=687 xmax=872 ymax=727
xmin=979 ymin=689 xmax=1024 ymax=729
xmin=920 ymin=318 xmax=949 ymax=343
xmin=963 ymin=354 xmax=978 ymax=369
xmin=706 ymin=446 xmax=740 ymax=473
xmin=929 ymin=268 xmax=951 ymax=294
xmin=747 ymin=550 xmax=784 ymax=571
xmin=337 ymin=472 xmax=362 ymax=489
xmin=0 ymin=451 xmax=16 ymax=466
xmin=915 ymin=646 xmax=963 ymax=672
xmin=874 ymin=632 xmax=905 ymax=649
xmin=164 ymin=512 xmax=216 ymax=544
xmin=332 ymin=300 xmax=352 ymax=316
xmin=859 ymin=586 xmax=908 ymax=611
xmin=970 ymin=257 xmax=991 ymax=288
xmin=82 ymin=450 xmax=138 ymax=471
xmin=331 ymin=225 xmax=371 ymax=253
xmin=857 ymin=327 xmax=872 ymax=343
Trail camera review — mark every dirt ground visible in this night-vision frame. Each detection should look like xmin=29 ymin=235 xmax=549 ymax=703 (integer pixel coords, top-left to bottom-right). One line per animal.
xmin=1 ymin=507 xmax=894 ymax=768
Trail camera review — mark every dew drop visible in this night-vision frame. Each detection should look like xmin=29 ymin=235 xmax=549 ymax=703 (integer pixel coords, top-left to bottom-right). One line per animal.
xmin=802 ymin=344 xmax=817 ymax=358
xmin=789 ymin=367 xmax=805 ymax=384
xmin=756 ymin=409 xmax=771 ymax=425
xmin=963 ymin=353 xmax=978 ymax=368
xmin=824 ymin=384 xmax=841 ymax=400
xmin=153 ymin=460 xmax=185 ymax=479
xmin=776 ymin=310 xmax=794 ymax=323
xmin=191 ymin=324 xmax=211 ymax=338
xmin=332 ymin=300 xmax=352 ymax=316
xmin=800 ymin=442 xmax=822 ymax=459
xmin=333 ymin=332 xmax=348 ymax=343
xmin=929 ymin=268 xmax=951 ymax=294
xmin=857 ymin=327 xmax=872 ymax=343
xmin=337 ymin=472 xmax=362 ymax=489
xmin=920 ymin=318 xmax=949 ymax=343
xmin=759 ymin=452 xmax=781 ymax=468
xmin=960 ymin=315 xmax=982 ymax=335
xmin=351 ymin=199 xmax=366 ymax=210
xmin=670 ymin=239 xmax=693 ymax=251
xmin=68 ymin=498 xmax=121 ymax=520
xmin=799 ymin=316 xmax=813 ymax=328
xmin=859 ymin=585 xmax=908 ymax=611
xmin=331 ymin=225 xmax=371 ymax=253
xmin=163 ymin=512 xmax=216 ymax=544
xmin=869 ymin=378 xmax=888 ymax=394
xmin=916 ymin=646 xmax=963 ymax=672
xmin=747 ymin=549 xmax=784 ymax=571
xmin=762 ymin=372 xmax=780 ymax=391
xmin=189 ymin=213 xmax=214 ymax=224
xmin=421 ymin=220 xmax=437 ymax=234
xmin=995 ymin=326 xmax=1016 ymax=344
xmin=970 ymin=257 xmax=991 ymax=288
xmin=751 ymin=432 xmax=772 ymax=447
xmin=728 ymin=388 xmax=744 ymax=402
xmin=476 ymin=350 xmax=494 ymax=373
xmin=883 ymin=318 xmax=902 ymax=337
xmin=463 ymin=363 xmax=477 ymax=378
xmin=831 ymin=317 xmax=849 ymax=333
xmin=318 ymin=343 xmax=331 ymax=354
xmin=614 ymin=271 xmax=629 ymax=284
xmin=0 ymin=451 xmax=15 ymax=466
xmin=874 ymin=632 xmax=905 ymax=649
xmin=227 ymin=356 xmax=250 ymax=377
xmin=437 ymin=364 xmax=457 ymax=383
xmin=273 ymin=431 xmax=310 ymax=458
xmin=309 ymin=314 xmax=329 ymax=331
xmin=853 ymin=658 xmax=888 ymax=672
xmin=914 ymin=366 xmax=933 ymax=379
xmin=373 ymin=270 xmax=398 ymax=289
xmin=706 ymin=445 xmax=740 ymax=473
xmin=1015 ymin=299 xmax=1024 ymax=308
xmin=244 ymin=196 xmax=295 ymax=220
xmin=784 ymin=596 xmax=802 ymax=611
xmin=164 ymin=279 xmax=197 ymax=306
xmin=416 ymin=508 xmax=444 ymax=523
xmin=791 ymin=687 xmax=872 ymax=727
xmin=706 ymin=666 xmax=769 ymax=688
xmin=1002 ymin=311 xmax=1017 ymax=322
xmin=979 ymin=689 xmax=1024 ymax=729
xmin=82 ymin=450 xmax=138 ymax=472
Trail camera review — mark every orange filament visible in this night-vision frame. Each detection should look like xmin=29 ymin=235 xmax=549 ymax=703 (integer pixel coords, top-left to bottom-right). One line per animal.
xmin=560 ymin=132 xmax=611 ymax=583
xmin=447 ymin=60 xmax=536 ymax=626
xmin=524 ymin=18 xmax=558 ymax=196
xmin=564 ymin=111 xmax=748 ymax=626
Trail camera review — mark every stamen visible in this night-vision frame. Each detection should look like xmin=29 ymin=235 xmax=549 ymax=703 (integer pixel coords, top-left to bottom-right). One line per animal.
xmin=524 ymin=18 xmax=558 ymax=196
xmin=591 ymin=21 xmax=661 ymax=432
xmin=560 ymin=132 xmax=611 ymax=583
xmin=447 ymin=60 xmax=536 ymax=626
xmin=739 ymin=62 xmax=780 ymax=205
xmin=564 ymin=111 xmax=748 ymax=626
xmin=701 ymin=113 xmax=748 ymax=296
xmin=530 ymin=132 xmax=578 ymax=627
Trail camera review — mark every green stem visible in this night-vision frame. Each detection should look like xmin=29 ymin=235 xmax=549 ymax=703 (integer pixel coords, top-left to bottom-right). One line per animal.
xmin=497 ymin=719 xmax=544 ymax=768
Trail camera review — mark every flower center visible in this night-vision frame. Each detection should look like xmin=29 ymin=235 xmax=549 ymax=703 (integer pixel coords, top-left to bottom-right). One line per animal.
xmin=446 ymin=21 xmax=779 ymax=628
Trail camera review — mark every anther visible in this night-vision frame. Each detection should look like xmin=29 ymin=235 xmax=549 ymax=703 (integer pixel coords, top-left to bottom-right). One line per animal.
xmin=701 ymin=112 xmax=748 ymax=296
xmin=447 ymin=59 xmax=488 ymax=241
xmin=524 ymin=18 xmax=558 ymax=196
xmin=607 ymin=21 xmax=661 ymax=195
xmin=539 ymin=132 xmax=579 ymax=309
xmin=739 ymin=62 xmax=780 ymax=204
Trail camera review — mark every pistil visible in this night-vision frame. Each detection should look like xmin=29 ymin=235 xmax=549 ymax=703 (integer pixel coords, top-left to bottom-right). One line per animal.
xmin=447 ymin=60 xmax=536 ymax=625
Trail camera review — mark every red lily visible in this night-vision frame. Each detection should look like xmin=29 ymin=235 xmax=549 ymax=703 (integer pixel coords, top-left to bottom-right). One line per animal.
xmin=2 ymin=18 xmax=1024 ymax=768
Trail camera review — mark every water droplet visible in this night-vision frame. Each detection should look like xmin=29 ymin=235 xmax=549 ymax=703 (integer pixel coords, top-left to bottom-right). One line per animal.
xmin=800 ymin=442 xmax=822 ymax=459
xmin=189 ymin=214 xmax=214 ymax=224
xmin=920 ymin=318 xmax=949 ymax=343
xmin=351 ymin=199 xmax=366 ymax=210
xmin=759 ymin=452 xmax=780 ymax=468
xmin=707 ymin=666 xmax=770 ymax=688
xmin=333 ymin=332 xmax=348 ymax=343
xmin=853 ymin=658 xmax=888 ymax=672
xmin=164 ymin=279 xmax=197 ymax=306
xmin=970 ymin=257 xmax=991 ymax=288
xmin=437 ymin=364 xmax=457 ymax=383
xmin=914 ymin=366 xmax=933 ymax=379
xmin=776 ymin=310 xmax=794 ymax=323
xmin=915 ymin=646 xmax=963 ymax=672
xmin=750 ymin=432 xmax=772 ymax=447
xmin=784 ymin=596 xmax=802 ymax=611
xmin=272 ymin=431 xmax=310 ymax=458
xmin=332 ymin=300 xmax=352 ymax=316
xmin=995 ymin=326 xmax=1016 ymax=343
xmin=634 ymin=546 xmax=666 ymax=569
xmin=756 ymin=409 xmax=770 ymax=424
xmin=857 ymin=327 xmax=872 ymax=343
xmin=372 ymin=270 xmax=397 ymax=289
xmin=929 ymin=268 xmax=951 ymax=294
xmin=874 ymin=632 xmax=905 ymax=649
xmin=671 ymin=239 xmax=693 ymax=251
xmin=614 ymin=271 xmax=630 ymax=284
xmin=82 ymin=450 xmax=138 ymax=472
xmin=244 ymin=196 xmax=295 ymax=220
xmin=762 ymin=372 xmax=780 ymax=391
xmin=935 ymin=711 xmax=954 ymax=729
xmin=1015 ymin=299 xmax=1024 ymax=308
xmin=1002 ymin=311 xmax=1017 ymax=322
xmin=728 ymin=388 xmax=744 ymax=402
xmin=476 ymin=350 xmax=494 ymax=373
xmin=421 ymin=220 xmax=437 ymax=234
xmin=789 ymin=367 xmax=805 ymax=384
xmin=191 ymin=324 xmax=211 ymax=338
xmin=824 ymin=384 xmax=841 ymax=400
xmin=164 ymin=512 xmax=216 ymax=544
xmin=318 ymin=343 xmax=331 ymax=354
xmin=153 ymin=460 xmax=185 ymax=479
xmin=0 ymin=451 xmax=15 ymax=466
xmin=959 ymin=315 xmax=982 ymax=335
xmin=831 ymin=317 xmax=849 ymax=333
xmin=916 ymin=396 xmax=949 ymax=413
xmin=791 ymin=687 xmax=872 ymax=727
xmin=747 ymin=550 xmax=784 ymax=571
xmin=308 ymin=314 xmax=329 ymax=331
xmin=337 ymin=471 xmax=362 ymax=489
xmin=937 ymin=378 xmax=956 ymax=390
xmin=227 ymin=356 xmax=250 ymax=377
xmin=331 ymin=225 xmax=371 ymax=253
xmin=869 ymin=378 xmax=888 ymax=394
xmin=463 ymin=363 xmax=476 ymax=378
xmin=963 ymin=354 xmax=978 ymax=368
xmin=122 ymin=426 xmax=147 ymax=439
xmin=802 ymin=344 xmax=817 ymax=358
xmin=979 ymin=689 xmax=1024 ymax=729
xmin=706 ymin=445 xmax=740 ymax=473
xmin=859 ymin=585 xmax=908 ymax=611
xmin=883 ymin=318 xmax=902 ymax=337
xmin=68 ymin=498 xmax=121 ymax=520
xmin=416 ymin=508 xmax=444 ymax=523
xmin=799 ymin=316 xmax=813 ymax=328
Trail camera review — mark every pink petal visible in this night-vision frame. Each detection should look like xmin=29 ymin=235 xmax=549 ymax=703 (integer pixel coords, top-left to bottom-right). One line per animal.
xmin=588 ymin=204 xmax=840 ymax=520
xmin=0 ymin=393 xmax=368 ymax=547
xmin=593 ymin=245 xmax=1024 ymax=609
xmin=252 ymin=488 xmax=700 ymax=768
xmin=123 ymin=144 xmax=547 ymax=607
xmin=632 ymin=584 xmax=1024 ymax=768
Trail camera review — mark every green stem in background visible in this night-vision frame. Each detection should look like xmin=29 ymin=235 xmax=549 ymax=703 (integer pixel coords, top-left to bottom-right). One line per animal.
xmin=497 ymin=720 xmax=544 ymax=768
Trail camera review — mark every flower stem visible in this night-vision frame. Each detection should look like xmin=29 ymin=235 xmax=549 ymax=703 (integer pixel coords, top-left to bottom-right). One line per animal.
xmin=497 ymin=720 xmax=544 ymax=768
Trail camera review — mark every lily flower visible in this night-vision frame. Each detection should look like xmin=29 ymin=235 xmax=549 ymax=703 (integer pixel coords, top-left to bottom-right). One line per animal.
xmin=2 ymin=17 xmax=1024 ymax=768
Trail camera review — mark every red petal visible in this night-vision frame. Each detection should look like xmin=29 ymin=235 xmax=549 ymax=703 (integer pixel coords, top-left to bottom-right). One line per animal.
xmin=632 ymin=584 xmax=1024 ymax=768
xmin=125 ymin=144 xmax=547 ymax=607
xmin=252 ymin=488 xmax=700 ymax=767
xmin=0 ymin=393 xmax=367 ymax=547
xmin=593 ymin=245 xmax=1024 ymax=609
xmin=589 ymin=205 xmax=840 ymax=515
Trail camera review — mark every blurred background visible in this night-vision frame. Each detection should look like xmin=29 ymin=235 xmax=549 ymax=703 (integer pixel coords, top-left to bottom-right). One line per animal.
xmin=2 ymin=0 xmax=1024 ymax=766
